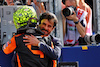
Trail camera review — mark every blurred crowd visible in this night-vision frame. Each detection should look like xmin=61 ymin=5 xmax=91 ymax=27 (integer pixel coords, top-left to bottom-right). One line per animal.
xmin=0 ymin=0 xmax=93 ymax=46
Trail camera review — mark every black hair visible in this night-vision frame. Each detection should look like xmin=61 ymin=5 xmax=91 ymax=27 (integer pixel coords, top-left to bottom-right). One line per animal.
xmin=62 ymin=0 xmax=65 ymax=4
xmin=39 ymin=11 xmax=58 ymax=27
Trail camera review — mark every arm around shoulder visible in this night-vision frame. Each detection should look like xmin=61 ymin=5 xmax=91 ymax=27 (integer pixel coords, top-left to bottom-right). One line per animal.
xmin=39 ymin=36 xmax=62 ymax=60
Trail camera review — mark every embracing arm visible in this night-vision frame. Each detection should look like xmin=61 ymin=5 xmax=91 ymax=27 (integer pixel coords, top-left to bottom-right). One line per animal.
xmin=23 ymin=35 xmax=62 ymax=60
xmin=39 ymin=37 xmax=62 ymax=60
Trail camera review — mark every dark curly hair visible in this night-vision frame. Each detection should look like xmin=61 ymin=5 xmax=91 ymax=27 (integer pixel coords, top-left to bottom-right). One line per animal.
xmin=39 ymin=11 xmax=58 ymax=27
xmin=62 ymin=0 xmax=65 ymax=4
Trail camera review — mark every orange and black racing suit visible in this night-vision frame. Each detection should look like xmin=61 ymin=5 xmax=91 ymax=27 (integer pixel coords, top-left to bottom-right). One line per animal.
xmin=3 ymin=33 xmax=62 ymax=67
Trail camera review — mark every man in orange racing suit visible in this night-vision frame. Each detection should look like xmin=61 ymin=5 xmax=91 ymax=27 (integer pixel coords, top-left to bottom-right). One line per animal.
xmin=2 ymin=6 xmax=62 ymax=67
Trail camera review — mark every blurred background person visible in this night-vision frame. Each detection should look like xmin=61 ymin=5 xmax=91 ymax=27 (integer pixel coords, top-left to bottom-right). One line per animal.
xmin=27 ymin=0 xmax=46 ymax=18
xmin=6 ymin=0 xmax=14 ymax=5
xmin=6 ymin=0 xmax=25 ymax=5
xmin=79 ymin=0 xmax=92 ymax=36
xmin=62 ymin=0 xmax=87 ymax=46
xmin=0 ymin=0 xmax=7 ymax=5
xmin=78 ymin=0 xmax=92 ymax=45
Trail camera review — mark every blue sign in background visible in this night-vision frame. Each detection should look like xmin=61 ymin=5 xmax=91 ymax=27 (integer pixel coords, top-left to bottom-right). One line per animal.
xmin=1 ymin=46 xmax=100 ymax=67
xmin=60 ymin=46 xmax=100 ymax=67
